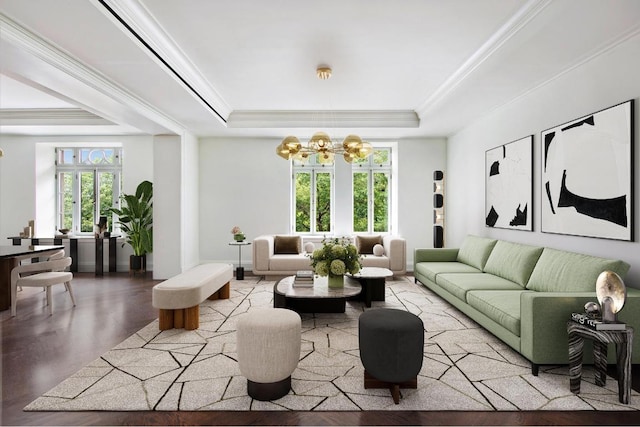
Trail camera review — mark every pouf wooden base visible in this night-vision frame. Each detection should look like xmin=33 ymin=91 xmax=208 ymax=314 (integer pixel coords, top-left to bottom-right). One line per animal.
xmin=364 ymin=370 xmax=417 ymax=404
xmin=247 ymin=376 xmax=292 ymax=401
xmin=359 ymin=308 xmax=424 ymax=404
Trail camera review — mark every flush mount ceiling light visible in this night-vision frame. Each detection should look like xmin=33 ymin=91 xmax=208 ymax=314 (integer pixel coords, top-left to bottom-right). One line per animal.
xmin=276 ymin=66 xmax=373 ymax=164
xmin=316 ymin=66 xmax=332 ymax=80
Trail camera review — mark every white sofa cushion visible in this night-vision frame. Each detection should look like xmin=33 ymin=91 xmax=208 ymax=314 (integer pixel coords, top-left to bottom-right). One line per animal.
xmin=270 ymin=255 xmax=312 ymax=271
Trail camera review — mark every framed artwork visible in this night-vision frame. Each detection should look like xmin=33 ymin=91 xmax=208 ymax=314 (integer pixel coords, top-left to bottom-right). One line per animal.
xmin=541 ymin=100 xmax=634 ymax=241
xmin=485 ymin=135 xmax=533 ymax=231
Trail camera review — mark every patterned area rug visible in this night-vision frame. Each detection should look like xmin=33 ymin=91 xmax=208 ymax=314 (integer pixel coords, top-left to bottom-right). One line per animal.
xmin=25 ymin=276 xmax=639 ymax=411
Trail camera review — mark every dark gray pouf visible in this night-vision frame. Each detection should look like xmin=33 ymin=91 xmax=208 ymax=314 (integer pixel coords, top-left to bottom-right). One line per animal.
xmin=358 ymin=308 xmax=424 ymax=404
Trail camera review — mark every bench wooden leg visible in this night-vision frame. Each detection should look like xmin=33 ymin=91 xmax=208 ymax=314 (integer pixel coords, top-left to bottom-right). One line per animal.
xmin=185 ymin=305 xmax=199 ymax=330
xmin=208 ymin=282 xmax=230 ymax=300
xmin=159 ymin=309 xmax=174 ymax=330
xmin=158 ymin=305 xmax=200 ymax=330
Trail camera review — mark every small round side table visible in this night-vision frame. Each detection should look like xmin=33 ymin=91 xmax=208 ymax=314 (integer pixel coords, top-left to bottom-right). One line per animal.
xmin=229 ymin=241 xmax=252 ymax=280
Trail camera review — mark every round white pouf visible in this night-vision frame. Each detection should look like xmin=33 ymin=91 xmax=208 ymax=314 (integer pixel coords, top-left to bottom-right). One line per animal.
xmin=237 ymin=308 xmax=301 ymax=400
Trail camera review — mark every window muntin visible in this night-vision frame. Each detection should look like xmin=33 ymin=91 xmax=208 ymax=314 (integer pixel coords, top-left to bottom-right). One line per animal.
xmin=56 ymin=148 xmax=122 ymax=235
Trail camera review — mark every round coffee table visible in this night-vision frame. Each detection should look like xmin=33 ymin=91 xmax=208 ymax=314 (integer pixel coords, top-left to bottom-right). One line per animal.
xmin=274 ymin=275 xmax=362 ymax=313
xmin=349 ymin=267 xmax=393 ymax=307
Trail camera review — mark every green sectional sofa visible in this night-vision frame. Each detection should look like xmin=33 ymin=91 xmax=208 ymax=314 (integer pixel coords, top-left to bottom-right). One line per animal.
xmin=414 ymin=235 xmax=640 ymax=374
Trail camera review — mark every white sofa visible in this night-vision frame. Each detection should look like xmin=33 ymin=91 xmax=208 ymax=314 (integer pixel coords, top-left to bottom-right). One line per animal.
xmin=252 ymin=235 xmax=406 ymax=277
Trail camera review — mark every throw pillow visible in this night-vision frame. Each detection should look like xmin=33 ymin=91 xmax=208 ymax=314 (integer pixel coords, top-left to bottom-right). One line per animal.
xmin=456 ymin=235 xmax=497 ymax=270
xmin=482 ymin=240 xmax=543 ymax=287
xmin=356 ymin=235 xmax=382 ymax=255
xmin=304 ymin=242 xmax=315 ymax=253
xmin=274 ymin=235 xmax=301 ymax=254
xmin=373 ymin=244 xmax=385 ymax=257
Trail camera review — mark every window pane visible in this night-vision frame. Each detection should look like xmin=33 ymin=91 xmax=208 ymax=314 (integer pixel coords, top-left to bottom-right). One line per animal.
xmin=80 ymin=172 xmax=95 ymax=232
xmin=295 ymin=172 xmax=311 ymax=232
xmin=353 ymin=172 xmax=368 ymax=232
xmin=373 ymin=172 xmax=389 ymax=232
xmin=80 ymin=148 xmax=116 ymax=165
xmin=373 ymin=149 xmax=390 ymax=165
xmin=316 ymin=172 xmax=332 ymax=232
xmin=58 ymin=172 xmax=74 ymax=230
xmin=57 ymin=148 xmax=75 ymax=165
xmin=98 ymin=172 xmax=115 ymax=231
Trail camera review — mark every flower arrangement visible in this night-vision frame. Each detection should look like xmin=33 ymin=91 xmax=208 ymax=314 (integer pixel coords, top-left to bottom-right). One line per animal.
xmin=310 ymin=237 xmax=362 ymax=281
xmin=231 ymin=226 xmax=245 ymax=241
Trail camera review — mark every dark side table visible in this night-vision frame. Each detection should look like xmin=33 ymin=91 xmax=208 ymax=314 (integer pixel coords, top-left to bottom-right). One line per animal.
xmin=229 ymin=241 xmax=251 ymax=280
xmin=567 ymin=321 xmax=634 ymax=404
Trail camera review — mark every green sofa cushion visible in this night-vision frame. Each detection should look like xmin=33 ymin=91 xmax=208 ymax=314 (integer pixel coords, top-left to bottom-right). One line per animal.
xmin=467 ymin=290 xmax=531 ymax=337
xmin=415 ymin=262 xmax=481 ymax=283
xmin=483 ymin=241 xmax=543 ymax=287
xmin=456 ymin=235 xmax=497 ymax=270
xmin=436 ymin=273 xmax=523 ymax=302
xmin=526 ymin=248 xmax=631 ymax=292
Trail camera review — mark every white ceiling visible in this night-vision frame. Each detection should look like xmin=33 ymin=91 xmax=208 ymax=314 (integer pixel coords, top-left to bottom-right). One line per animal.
xmin=1 ymin=0 xmax=639 ymax=139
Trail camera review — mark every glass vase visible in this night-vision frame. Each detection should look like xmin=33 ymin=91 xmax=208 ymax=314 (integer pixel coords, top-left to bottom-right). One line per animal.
xmin=328 ymin=273 xmax=344 ymax=289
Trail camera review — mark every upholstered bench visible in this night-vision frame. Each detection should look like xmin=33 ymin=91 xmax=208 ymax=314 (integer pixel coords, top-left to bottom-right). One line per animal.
xmin=152 ymin=263 xmax=233 ymax=331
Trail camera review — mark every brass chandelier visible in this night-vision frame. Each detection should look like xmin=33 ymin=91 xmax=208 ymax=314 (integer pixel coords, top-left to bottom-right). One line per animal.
xmin=276 ymin=66 xmax=373 ymax=164
xmin=276 ymin=132 xmax=373 ymax=164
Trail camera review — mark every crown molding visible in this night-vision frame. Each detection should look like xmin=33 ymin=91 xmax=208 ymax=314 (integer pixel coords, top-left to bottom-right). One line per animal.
xmin=96 ymin=0 xmax=231 ymax=123
xmin=0 ymin=12 xmax=184 ymax=134
xmin=485 ymin=23 xmax=640 ymax=120
xmin=0 ymin=108 xmax=114 ymax=126
xmin=227 ymin=110 xmax=420 ymax=128
xmin=415 ymin=0 xmax=552 ymax=118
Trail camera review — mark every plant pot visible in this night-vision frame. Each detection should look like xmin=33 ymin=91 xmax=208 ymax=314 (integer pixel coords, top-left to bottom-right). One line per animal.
xmin=130 ymin=254 xmax=146 ymax=274
xmin=328 ymin=274 xmax=344 ymax=289
xmin=234 ymin=233 xmax=245 ymax=242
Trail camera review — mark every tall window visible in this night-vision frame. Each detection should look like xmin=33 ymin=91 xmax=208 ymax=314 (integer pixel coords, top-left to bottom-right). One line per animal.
xmin=352 ymin=148 xmax=391 ymax=233
xmin=56 ymin=148 xmax=122 ymax=234
xmin=293 ymin=155 xmax=334 ymax=234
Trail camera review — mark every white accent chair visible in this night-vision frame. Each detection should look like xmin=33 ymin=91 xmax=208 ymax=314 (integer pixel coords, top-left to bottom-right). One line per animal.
xmin=11 ymin=250 xmax=75 ymax=316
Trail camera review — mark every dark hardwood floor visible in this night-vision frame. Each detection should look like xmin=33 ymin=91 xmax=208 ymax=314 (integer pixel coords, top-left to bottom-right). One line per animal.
xmin=2 ymin=272 xmax=640 ymax=426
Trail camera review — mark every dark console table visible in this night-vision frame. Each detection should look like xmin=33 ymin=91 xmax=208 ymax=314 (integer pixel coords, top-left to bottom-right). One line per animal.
xmin=8 ymin=236 xmax=119 ymax=275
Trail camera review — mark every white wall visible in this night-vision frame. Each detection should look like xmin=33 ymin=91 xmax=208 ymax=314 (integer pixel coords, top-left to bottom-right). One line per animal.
xmin=198 ymin=136 xmax=447 ymax=271
xmin=447 ymin=33 xmax=640 ymax=286
xmin=182 ymin=132 xmax=200 ymax=271
xmin=153 ymin=135 xmax=182 ymax=279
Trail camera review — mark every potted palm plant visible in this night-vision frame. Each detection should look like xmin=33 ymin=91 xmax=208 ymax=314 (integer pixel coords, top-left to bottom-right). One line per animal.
xmin=109 ymin=180 xmax=153 ymax=273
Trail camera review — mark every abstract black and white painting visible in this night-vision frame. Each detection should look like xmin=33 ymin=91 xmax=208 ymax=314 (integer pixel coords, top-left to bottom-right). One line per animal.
xmin=541 ymin=100 xmax=634 ymax=241
xmin=485 ymin=135 xmax=533 ymax=231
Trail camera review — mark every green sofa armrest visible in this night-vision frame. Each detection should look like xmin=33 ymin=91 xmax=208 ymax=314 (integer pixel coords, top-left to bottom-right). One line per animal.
xmin=520 ymin=290 xmax=640 ymax=365
xmin=414 ymin=248 xmax=459 ymax=264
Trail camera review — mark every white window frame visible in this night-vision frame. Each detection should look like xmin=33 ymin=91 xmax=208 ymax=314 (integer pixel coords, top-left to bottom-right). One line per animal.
xmin=55 ymin=147 xmax=122 ymax=235
xmin=291 ymin=155 xmax=335 ymax=235
xmin=352 ymin=146 xmax=393 ymax=234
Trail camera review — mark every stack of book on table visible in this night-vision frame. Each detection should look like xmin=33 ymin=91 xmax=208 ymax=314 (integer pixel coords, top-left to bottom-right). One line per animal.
xmin=570 ymin=312 xmax=626 ymax=330
xmin=293 ymin=270 xmax=314 ymax=287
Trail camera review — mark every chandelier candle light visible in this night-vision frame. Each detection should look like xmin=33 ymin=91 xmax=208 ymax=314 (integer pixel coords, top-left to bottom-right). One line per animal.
xmin=276 ymin=66 xmax=374 ymax=164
